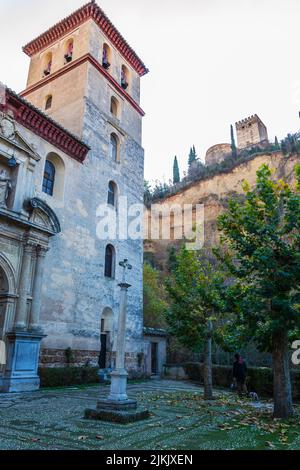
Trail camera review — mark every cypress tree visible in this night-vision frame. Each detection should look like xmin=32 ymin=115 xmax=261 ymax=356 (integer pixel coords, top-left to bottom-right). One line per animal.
xmin=173 ymin=156 xmax=180 ymax=184
xmin=275 ymin=136 xmax=279 ymax=149
xmin=188 ymin=146 xmax=197 ymax=167
xmin=192 ymin=145 xmax=197 ymax=159
xmin=230 ymin=124 xmax=237 ymax=158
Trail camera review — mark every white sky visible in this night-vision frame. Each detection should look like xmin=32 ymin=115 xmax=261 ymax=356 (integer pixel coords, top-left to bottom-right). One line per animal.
xmin=1 ymin=0 xmax=300 ymax=185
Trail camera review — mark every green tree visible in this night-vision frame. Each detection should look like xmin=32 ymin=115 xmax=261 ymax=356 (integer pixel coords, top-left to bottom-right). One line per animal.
xmin=274 ymin=136 xmax=280 ymax=150
xmin=167 ymin=246 xmax=178 ymax=272
xmin=166 ymin=248 xmax=226 ymax=399
xmin=188 ymin=146 xmax=198 ymax=167
xmin=144 ymin=180 xmax=152 ymax=206
xmin=217 ymin=164 xmax=300 ymax=418
xmin=151 ymin=180 xmax=171 ymax=201
xmin=230 ymin=124 xmax=237 ymax=158
xmin=143 ymin=263 xmax=168 ymax=328
xmin=173 ymin=156 xmax=180 ymax=184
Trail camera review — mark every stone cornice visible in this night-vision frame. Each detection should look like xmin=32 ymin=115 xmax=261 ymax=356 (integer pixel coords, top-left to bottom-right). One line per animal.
xmin=20 ymin=54 xmax=145 ymax=117
xmin=1 ymin=88 xmax=90 ymax=162
xmin=0 ymin=206 xmax=57 ymax=236
xmin=22 ymin=1 xmax=149 ymax=77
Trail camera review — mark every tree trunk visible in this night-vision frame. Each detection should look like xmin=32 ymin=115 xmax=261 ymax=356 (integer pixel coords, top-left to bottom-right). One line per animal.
xmin=203 ymin=321 xmax=213 ymax=400
xmin=272 ymin=329 xmax=293 ymax=418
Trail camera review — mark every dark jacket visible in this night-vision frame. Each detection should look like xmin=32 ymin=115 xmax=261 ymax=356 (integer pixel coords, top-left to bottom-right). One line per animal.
xmin=233 ymin=358 xmax=247 ymax=382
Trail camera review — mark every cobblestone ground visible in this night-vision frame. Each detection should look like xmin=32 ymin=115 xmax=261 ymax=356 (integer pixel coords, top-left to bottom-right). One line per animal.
xmin=0 ymin=379 xmax=299 ymax=450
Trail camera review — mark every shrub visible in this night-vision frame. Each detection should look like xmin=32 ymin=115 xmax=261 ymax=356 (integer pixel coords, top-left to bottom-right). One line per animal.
xmin=39 ymin=366 xmax=99 ymax=388
xmin=183 ymin=363 xmax=300 ymax=399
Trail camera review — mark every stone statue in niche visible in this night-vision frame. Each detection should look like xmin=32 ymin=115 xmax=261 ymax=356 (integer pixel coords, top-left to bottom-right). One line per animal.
xmin=0 ymin=170 xmax=12 ymax=208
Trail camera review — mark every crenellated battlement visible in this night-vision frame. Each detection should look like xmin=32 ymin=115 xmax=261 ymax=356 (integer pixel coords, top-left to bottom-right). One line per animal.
xmin=235 ymin=114 xmax=261 ymax=128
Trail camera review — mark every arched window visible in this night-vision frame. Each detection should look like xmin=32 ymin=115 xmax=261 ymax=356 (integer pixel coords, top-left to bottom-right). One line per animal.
xmin=43 ymin=52 xmax=52 ymax=77
xmin=121 ymin=65 xmax=129 ymax=90
xmin=64 ymin=39 xmax=73 ymax=64
xmin=45 ymin=95 xmax=52 ymax=110
xmin=104 ymin=244 xmax=115 ymax=278
xmin=102 ymin=44 xmax=111 ymax=70
xmin=107 ymin=181 xmax=117 ymax=206
xmin=42 ymin=153 xmax=65 ymax=199
xmin=110 ymin=133 xmax=119 ymax=162
xmin=42 ymin=160 xmax=55 ymax=196
xmin=110 ymin=97 xmax=119 ymax=117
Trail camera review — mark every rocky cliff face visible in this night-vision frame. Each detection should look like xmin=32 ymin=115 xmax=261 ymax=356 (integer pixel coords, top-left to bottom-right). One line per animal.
xmin=145 ymin=152 xmax=300 ymax=272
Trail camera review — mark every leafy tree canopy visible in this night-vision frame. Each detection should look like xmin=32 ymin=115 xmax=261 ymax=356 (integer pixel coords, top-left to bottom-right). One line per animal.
xmin=216 ymin=163 xmax=300 ymax=352
xmin=143 ymin=263 xmax=168 ymax=328
xmin=166 ymin=247 xmax=227 ymax=351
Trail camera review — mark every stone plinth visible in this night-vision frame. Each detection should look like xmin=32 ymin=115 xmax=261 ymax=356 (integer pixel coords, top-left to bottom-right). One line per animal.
xmin=84 ymin=406 xmax=150 ymax=424
xmin=0 ymin=331 xmax=46 ymax=393
xmin=97 ymin=398 xmax=137 ymax=410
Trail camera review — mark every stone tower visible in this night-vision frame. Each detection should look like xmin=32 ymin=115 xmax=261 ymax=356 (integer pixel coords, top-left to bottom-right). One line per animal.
xmin=235 ymin=114 xmax=268 ymax=150
xmin=16 ymin=2 xmax=149 ymax=372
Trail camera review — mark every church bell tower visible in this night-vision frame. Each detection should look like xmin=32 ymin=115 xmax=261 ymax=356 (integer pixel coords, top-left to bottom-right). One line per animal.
xmin=17 ymin=2 xmax=149 ymax=374
xmin=20 ymin=1 xmax=148 ymax=142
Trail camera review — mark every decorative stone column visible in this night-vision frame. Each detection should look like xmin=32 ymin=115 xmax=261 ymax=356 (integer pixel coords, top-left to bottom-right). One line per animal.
xmin=14 ymin=242 xmax=34 ymax=330
xmin=29 ymin=246 xmax=48 ymax=332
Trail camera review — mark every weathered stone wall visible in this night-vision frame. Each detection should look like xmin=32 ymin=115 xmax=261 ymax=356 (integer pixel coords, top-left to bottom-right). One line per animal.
xmin=205 ymin=143 xmax=231 ymax=165
xmin=40 ymin=348 xmax=99 ymax=368
xmin=39 ymin=349 xmax=145 ymax=378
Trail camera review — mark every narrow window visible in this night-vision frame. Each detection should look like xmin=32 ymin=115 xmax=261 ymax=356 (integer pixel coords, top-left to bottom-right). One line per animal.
xmin=64 ymin=40 xmax=73 ymax=64
xmin=45 ymin=95 xmax=52 ymax=110
xmin=121 ymin=65 xmax=129 ymax=90
xmin=110 ymin=97 xmax=119 ymax=117
xmin=43 ymin=53 xmax=52 ymax=77
xmin=42 ymin=160 xmax=55 ymax=196
xmin=105 ymin=244 xmax=115 ymax=278
xmin=107 ymin=181 xmax=116 ymax=206
xmin=102 ymin=44 xmax=111 ymax=70
xmin=110 ymin=134 xmax=119 ymax=162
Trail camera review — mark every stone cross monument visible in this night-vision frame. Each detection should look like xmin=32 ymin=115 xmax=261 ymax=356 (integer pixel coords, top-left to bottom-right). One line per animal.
xmin=85 ymin=259 xmax=149 ymax=423
xmin=107 ymin=259 xmax=132 ymax=403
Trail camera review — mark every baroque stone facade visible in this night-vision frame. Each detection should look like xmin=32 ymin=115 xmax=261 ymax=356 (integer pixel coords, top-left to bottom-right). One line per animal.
xmin=0 ymin=1 xmax=149 ymax=391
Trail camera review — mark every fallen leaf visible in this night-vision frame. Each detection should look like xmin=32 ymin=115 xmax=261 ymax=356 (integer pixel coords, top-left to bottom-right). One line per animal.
xmin=266 ymin=441 xmax=275 ymax=448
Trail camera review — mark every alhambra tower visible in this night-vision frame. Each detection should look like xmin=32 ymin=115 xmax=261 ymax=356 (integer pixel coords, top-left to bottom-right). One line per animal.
xmin=16 ymin=1 xmax=148 ymax=373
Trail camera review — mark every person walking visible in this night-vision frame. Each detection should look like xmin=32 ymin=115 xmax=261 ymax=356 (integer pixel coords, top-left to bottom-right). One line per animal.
xmin=232 ymin=353 xmax=247 ymax=396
